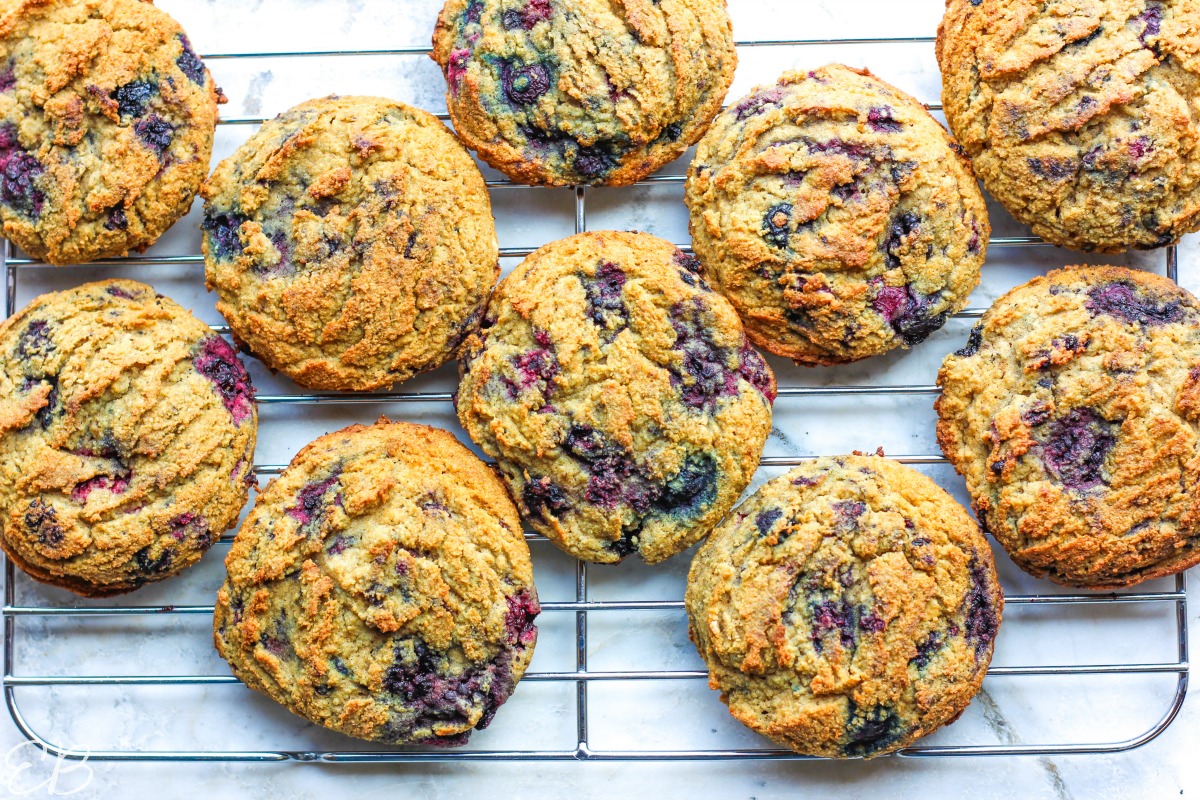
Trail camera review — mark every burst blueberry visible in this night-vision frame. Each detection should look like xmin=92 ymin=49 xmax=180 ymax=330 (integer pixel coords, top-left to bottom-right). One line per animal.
xmin=24 ymin=500 xmax=62 ymax=546
xmin=523 ymin=475 xmax=569 ymax=517
xmin=655 ymin=455 xmax=717 ymax=517
xmin=964 ymin=556 xmax=999 ymax=658
xmin=1 ymin=151 xmax=43 ymax=217
xmin=755 ymin=508 xmax=782 ymax=536
xmin=112 ymin=79 xmax=157 ymax=118
xmin=883 ymin=211 xmax=920 ymax=268
xmin=843 ymin=704 xmax=904 ymax=758
xmin=574 ymin=142 xmax=621 ymax=180
xmin=175 ymin=35 xmax=207 ymax=85
xmin=15 ymin=320 xmax=53 ymax=359
xmin=762 ymin=203 xmax=792 ymax=249
xmin=193 ymin=335 xmax=255 ymax=425
xmin=1041 ymin=407 xmax=1116 ymax=490
xmin=584 ymin=261 xmax=628 ymax=334
xmin=867 ymin=106 xmax=901 ymax=133
xmin=287 ymin=474 xmax=340 ymax=526
xmin=201 ymin=209 xmax=249 ymax=260
xmin=134 ymin=115 xmax=175 ymax=157
xmin=955 ymin=324 xmax=983 ymax=357
xmin=503 ymin=61 xmax=550 ymax=106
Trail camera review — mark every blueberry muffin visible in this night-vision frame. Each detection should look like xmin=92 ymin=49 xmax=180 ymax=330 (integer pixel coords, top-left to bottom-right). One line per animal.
xmin=938 ymin=266 xmax=1200 ymax=589
xmin=938 ymin=0 xmax=1200 ymax=252
xmin=457 ymin=231 xmax=775 ymax=564
xmin=686 ymin=65 xmax=988 ymax=366
xmin=0 ymin=0 xmax=222 ymax=265
xmin=213 ymin=419 xmax=538 ymax=746
xmin=686 ymin=454 xmax=1002 ymax=759
xmin=202 ymin=95 xmax=499 ymax=391
xmin=431 ymin=0 xmax=736 ymax=186
xmin=0 ymin=280 xmax=256 ymax=596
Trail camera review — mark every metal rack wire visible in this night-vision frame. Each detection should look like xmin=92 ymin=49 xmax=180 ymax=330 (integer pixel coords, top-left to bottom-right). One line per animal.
xmin=0 ymin=24 xmax=1190 ymax=764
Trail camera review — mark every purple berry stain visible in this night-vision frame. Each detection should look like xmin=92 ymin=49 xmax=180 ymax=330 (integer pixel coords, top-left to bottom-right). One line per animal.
xmin=447 ymin=49 xmax=471 ymax=91
xmin=169 ymin=512 xmax=209 ymax=542
xmin=194 ymin=335 xmax=255 ymax=425
xmin=0 ymin=62 xmax=14 ymax=92
xmin=755 ymin=508 xmax=782 ymax=536
xmin=1041 ymin=407 xmax=1116 ymax=490
xmin=911 ymin=630 xmax=946 ymax=669
xmin=286 ymin=474 xmax=341 ymax=526
xmin=70 ymin=473 xmax=131 ymax=503
xmin=734 ymin=88 xmax=783 ymax=121
xmin=1139 ymin=4 xmax=1163 ymax=46
xmin=1086 ymin=281 xmax=1183 ymax=326
xmin=867 ymin=106 xmax=901 ymax=133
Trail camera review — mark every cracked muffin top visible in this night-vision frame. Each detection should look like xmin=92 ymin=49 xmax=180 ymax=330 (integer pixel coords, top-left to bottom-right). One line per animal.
xmin=213 ymin=419 xmax=538 ymax=746
xmin=457 ymin=230 xmax=775 ymax=564
xmin=937 ymin=266 xmax=1200 ymax=588
xmin=202 ymin=95 xmax=499 ymax=391
xmin=938 ymin=0 xmax=1200 ymax=252
xmin=686 ymin=454 xmax=1002 ymax=758
xmin=686 ymin=65 xmax=988 ymax=366
xmin=0 ymin=0 xmax=222 ymax=264
xmin=431 ymin=0 xmax=736 ymax=186
xmin=0 ymin=279 xmax=257 ymax=596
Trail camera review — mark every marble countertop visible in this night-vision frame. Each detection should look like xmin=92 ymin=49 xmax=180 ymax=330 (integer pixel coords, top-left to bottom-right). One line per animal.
xmin=1 ymin=1 xmax=1197 ymax=797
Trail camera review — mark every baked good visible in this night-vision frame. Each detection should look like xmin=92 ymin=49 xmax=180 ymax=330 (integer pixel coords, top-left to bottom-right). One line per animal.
xmin=457 ymin=230 xmax=775 ymax=564
xmin=686 ymin=65 xmax=988 ymax=365
xmin=937 ymin=265 xmax=1200 ymax=589
xmin=0 ymin=0 xmax=222 ymax=264
xmin=213 ymin=419 xmax=538 ymax=746
xmin=686 ymin=454 xmax=1002 ymax=758
xmin=431 ymin=0 xmax=736 ymax=186
xmin=938 ymin=0 xmax=1200 ymax=252
xmin=202 ymin=95 xmax=499 ymax=391
xmin=0 ymin=279 xmax=256 ymax=596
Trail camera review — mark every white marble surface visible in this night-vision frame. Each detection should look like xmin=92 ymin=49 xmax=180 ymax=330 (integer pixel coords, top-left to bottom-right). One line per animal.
xmin=2 ymin=1 xmax=1199 ymax=797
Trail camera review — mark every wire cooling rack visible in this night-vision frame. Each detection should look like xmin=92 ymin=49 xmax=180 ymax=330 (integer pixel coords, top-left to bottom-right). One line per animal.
xmin=0 ymin=17 xmax=1191 ymax=764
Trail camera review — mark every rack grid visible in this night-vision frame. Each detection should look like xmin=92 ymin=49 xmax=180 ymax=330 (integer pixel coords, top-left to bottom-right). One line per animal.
xmin=0 ymin=22 xmax=1191 ymax=764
